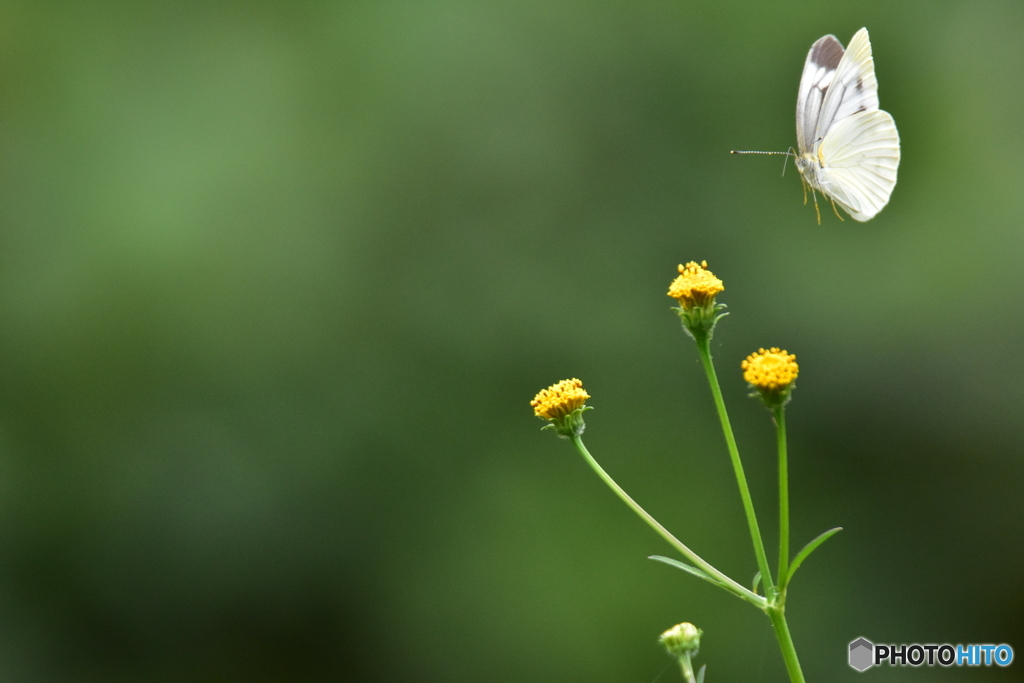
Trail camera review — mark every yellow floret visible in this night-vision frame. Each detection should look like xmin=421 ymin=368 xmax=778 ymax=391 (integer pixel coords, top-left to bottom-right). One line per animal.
xmin=667 ymin=260 xmax=724 ymax=308
xmin=531 ymin=378 xmax=590 ymax=420
xmin=742 ymin=347 xmax=799 ymax=392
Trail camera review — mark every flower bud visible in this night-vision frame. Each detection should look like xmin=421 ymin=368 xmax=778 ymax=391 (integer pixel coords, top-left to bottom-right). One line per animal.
xmin=660 ymin=621 xmax=703 ymax=658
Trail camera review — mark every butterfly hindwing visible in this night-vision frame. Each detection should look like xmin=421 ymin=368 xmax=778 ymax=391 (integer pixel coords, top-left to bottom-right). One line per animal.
xmin=816 ymin=109 xmax=900 ymax=221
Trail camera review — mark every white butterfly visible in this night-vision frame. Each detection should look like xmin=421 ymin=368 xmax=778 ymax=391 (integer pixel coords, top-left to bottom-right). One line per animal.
xmin=734 ymin=28 xmax=900 ymax=222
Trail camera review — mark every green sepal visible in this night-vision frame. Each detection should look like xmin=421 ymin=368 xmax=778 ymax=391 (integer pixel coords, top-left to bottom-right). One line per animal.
xmin=540 ymin=405 xmax=593 ymax=439
xmin=747 ymin=381 xmax=796 ymax=410
xmin=673 ymin=303 xmax=728 ymax=341
xmin=785 ymin=527 xmax=842 ymax=586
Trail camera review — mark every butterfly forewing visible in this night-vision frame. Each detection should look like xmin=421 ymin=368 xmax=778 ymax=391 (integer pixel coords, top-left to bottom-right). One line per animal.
xmin=796 ymin=35 xmax=843 ymax=153
xmin=815 ymin=28 xmax=881 ymax=143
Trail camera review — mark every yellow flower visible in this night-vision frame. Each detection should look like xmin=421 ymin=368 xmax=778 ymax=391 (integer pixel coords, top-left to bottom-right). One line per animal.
xmin=668 ymin=261 xmax=727 ymax=341
xmin=742 ymin=347 xmax=799 ymax=407
xmin=531 ymin=379 xmax=591 ymax=437
xmin=667 ymin=261 xmax=724 ymax=309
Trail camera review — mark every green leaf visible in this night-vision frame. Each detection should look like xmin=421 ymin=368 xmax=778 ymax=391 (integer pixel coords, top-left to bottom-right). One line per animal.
xmin=696 ymin=664 xmax=706 ymax=683
xmin=648 ymin=556 xmax=725 ymax=589
xmin=785 ymin=527 xmax=842 ymax=586
xmin=751 ymin=571 xmax=762 ymax=595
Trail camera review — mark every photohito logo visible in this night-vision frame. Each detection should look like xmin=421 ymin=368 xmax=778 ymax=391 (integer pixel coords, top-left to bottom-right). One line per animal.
xmin=849 ymin=637 xmax=1014 ymax=671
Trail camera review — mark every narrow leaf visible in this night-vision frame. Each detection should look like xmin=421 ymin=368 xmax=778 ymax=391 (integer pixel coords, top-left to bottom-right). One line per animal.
xmin=648 ymin=555 xmax=724 ymax=588
xmin=786 ymin=527 xmax=842 ymax=585
xmin=751 ymin=571 xmax=762 ymax=595
xmin=696 ymin=663 xmax=706 ymax=683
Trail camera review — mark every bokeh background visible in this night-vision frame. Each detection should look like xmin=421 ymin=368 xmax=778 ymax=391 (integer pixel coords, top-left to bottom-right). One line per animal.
xmin=0 ymin=1 xmax=1020 ymax=681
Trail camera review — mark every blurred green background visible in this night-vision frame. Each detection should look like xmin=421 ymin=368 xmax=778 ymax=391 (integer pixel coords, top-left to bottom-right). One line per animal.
xmin=0 ymin=1 xmax=1021 ymax=681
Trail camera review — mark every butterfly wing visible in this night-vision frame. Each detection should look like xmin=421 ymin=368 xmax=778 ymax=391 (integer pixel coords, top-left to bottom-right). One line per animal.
xmin=815 ymin=109 xmax=900 ymax=221
xmin=796 ymin=34 xmax=844 ymax=154
xmin=815 ymin=28 xmax=881 ymax=143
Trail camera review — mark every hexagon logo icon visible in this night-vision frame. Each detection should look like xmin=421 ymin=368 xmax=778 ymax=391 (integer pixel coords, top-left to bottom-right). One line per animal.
xmin=849 ymin=637 xmax=874 ymax=671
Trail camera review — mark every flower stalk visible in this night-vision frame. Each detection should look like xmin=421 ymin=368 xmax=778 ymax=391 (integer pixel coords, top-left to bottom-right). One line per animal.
xmin=570 ymin=432 xmax=765 ymax=608
xmin=694 ymin=332 xmax=776 ymax=599
xmin=530 ymin=261 xmax=837 ymax=683
xmin=775 ymin=404 xmax=790 ymax=591
xmin=742 ymin=347 xmax=800 ymax=592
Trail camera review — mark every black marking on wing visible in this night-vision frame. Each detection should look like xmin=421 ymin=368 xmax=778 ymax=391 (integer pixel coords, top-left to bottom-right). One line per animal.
xmin=808 ymin=37 xmax=843 ymax=108
xmin=853 ymin=81 xmax=867 ymax=113
xmin=809 ymin=36 xmax=843 ymax=72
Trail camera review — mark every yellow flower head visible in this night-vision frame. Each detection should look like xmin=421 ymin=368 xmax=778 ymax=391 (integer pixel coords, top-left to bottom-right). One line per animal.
xmin=667 ymin=261 xmax=724 ymax=309
xmin=668 ymin=261 xmax=727 ymax=341
xmin=742 ymin=347 xmax=799 ymax=408
xmin=531 ymin=378 xmax=589 ymax=420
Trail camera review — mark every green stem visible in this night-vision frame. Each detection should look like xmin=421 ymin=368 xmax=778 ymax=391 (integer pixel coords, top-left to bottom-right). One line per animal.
xmin=694 ymin=334 xmax=775 ymax=596
xmin=767 ymin=606 xmax=806 ymax=683
xmin=678 ymin=653 xmax=696 ymax=683
xmin=570 ymin=435 xmax=765 ymax=608
xmin=775 ymin=405 xmax=790 ymax=592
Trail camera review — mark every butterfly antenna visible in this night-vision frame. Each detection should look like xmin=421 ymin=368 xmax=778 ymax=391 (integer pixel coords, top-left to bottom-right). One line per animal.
xmin=730 ymin=150 xmax=794 ymax=156
xmin=731 ymin=149 xmax=796 ymax=178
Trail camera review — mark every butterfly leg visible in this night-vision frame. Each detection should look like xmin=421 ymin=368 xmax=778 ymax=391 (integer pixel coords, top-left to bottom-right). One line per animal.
xmin=809 ymin=183 xmax=821 ymax=225
xmin=798 ymin=176 xmax=822 ymax=224
xmin=828 ymin=196 xmax=845 ymax=222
